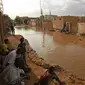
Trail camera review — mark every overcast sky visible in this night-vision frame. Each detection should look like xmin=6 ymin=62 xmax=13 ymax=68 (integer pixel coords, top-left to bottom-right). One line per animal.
xmin=3 ymin=0 xmax=85 ymax=19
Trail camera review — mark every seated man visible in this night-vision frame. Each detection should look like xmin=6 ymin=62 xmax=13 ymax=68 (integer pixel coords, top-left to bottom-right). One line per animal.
xmin=0 ymin=43 xmax=9 ymax=55
xmin=2 ymin=49 xmax=21 ymax=69
xmin=4 ymin=38 xmax=14 ymax=51
xmin=0 ymin=58 xmax=25 ymax=85
xmin=0 ymin=44 xmax=9 ymax=71
xmin=2 ymin=48 xmax=31 ymax=74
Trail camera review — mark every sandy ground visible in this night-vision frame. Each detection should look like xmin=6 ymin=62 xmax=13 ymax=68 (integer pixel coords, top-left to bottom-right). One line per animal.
xmin=7 ymin=34 xmax=85 ymax=85
xmin=52 ymin=32 xmax=85 ymax=47
xmin=46 ymin=32 xmax=85 ymax=78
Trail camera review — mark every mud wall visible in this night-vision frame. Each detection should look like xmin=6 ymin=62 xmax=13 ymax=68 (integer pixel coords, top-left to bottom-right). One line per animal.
xmin=42 ymin=20 xmax=53 ymax=30
xmin=29 ymin=21 xmax=36 ymax=27
xmin=53 ymin=16 xmax=63 ymax=30
xmin=78 ymin=23 xmax=85 ymax=34
xmin=62 ymin=16 xmax=79 ymax=33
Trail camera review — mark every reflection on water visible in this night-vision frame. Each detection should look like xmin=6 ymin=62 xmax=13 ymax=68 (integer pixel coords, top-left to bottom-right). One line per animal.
xmin=15 ymin=28 xmax=57 ymax=58
xmin=15 ymin=28 xmax=85 ymax=78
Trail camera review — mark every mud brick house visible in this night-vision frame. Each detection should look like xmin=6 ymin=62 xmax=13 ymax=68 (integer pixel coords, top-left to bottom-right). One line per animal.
xmin=52 ymin=16 xmax=63 ymax=30
xmin=53 ymin=16 xmax=80 ymax=33
xmin=42 ymin=20 xmax=53 ymax=30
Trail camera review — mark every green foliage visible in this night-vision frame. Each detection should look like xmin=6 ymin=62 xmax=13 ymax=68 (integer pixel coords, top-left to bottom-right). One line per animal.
xmin=14 ymin=16 xmax=23 ymax=24
xmin=3 ymin=14 xmax=12 ymax=35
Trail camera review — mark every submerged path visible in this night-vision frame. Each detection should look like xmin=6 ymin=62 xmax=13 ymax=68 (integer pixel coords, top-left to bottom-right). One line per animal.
xmin=15 ymin=28 xmax=85 ymax=79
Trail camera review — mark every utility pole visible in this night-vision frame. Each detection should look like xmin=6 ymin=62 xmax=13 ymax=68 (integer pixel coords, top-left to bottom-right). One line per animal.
xmin=49 ymin=10 xmax=51 ymax=15
xmin=49 ymin=10 xmax=51 ymax=20
xmin=40 ymin=0 xmax=45 ymax=47
xmin=0 ymin=0 xmax=4 ymax=45
xmin=40 ymin=0 xmax=43 ymax=29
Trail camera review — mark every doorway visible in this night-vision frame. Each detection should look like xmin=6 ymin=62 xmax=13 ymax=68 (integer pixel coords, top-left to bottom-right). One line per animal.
xmin=66 ymin=22 xmax=71 ymax=33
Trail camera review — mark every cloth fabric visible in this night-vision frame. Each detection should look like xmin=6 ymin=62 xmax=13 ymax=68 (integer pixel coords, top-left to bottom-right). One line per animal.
xmin=6 ymin=43 xmax=14 ymax=51
xmin=0 ymin=55 xmax=6 ymax=66
xmin=21 ymin=53 xmax=26 ymax=65
xmin=18 ymin=42 xmax=26 ymax=64
xmin=3 ymin=50 xmax=21 ymax=67
xmin=0 ymin=64 xmax=25 ymax=85
xmin=0 ymin=44 xmax=8 ymax=54
xmin=18 ymin=42 xmax=26 ymax=53
xmin=15 ymin=56 xmax=30 ymax=73
xmin=38 ymin=70 xmax=61 ymax=85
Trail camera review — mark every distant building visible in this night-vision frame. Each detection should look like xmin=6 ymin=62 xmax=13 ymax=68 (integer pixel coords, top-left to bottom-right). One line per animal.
xmin=19 ymin=16 xmax=30 ymax=25
xmin=44 ymin=15 xmax=57 ymax=21
xmin=42 ymin=20 xmax=53 ymax=30
xmin=36 ymin=15 xmax=85 ymax=33
xmin=53 ymin=16 xmax=81 ymax=33
xmin=53 ymin=16 xmax=63 ymax=30
xmin=79 ymin=16 xmax=85 ymax=22
xmin=29 ymin=17 xmax=38 ymax=27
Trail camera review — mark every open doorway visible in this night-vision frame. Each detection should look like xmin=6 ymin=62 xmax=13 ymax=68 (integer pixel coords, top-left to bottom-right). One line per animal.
xmin=66 ymin=22 xmax=71 ymax=33
xmin=61 ymin=22 xmax=71 ymax=33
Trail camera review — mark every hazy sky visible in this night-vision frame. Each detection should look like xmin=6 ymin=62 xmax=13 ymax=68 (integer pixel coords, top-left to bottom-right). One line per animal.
xmin=3 ymin=0 xmax=85 ymax=19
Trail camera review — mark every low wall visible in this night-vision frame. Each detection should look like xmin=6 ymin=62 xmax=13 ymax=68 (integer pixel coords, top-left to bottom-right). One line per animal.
xmin=53 ymin=17 xmax=63 ymax=30
xmin=42 ymin=20 xmax=53 ymax=30
xmin=78 ymin=23 xmax=85 ymax=34
xmin=62 ymin=16 xmax=79 ymax=33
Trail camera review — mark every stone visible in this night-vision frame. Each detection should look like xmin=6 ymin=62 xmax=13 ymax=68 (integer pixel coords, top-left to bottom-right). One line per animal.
xmin=76 ymin=82 xmax=84 ymax=85
xmin=42 ymin=63 xmax=50 ymax=69
xmin=32 ymin=57 xmax=38 ymax=62
xmin=39 ymin=57 xmax=44 ymax=60
xmin=77 ymin=78 xmax=85 ymax=81
xmin=54 ymin=65 xmax=64 ymax=72
xmin=76 ymin=33 xmax=81 ymax=37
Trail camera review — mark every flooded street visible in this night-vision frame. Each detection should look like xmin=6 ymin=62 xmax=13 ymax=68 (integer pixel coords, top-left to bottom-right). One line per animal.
xmin=15 ymin=28 xmax=85 ymax=78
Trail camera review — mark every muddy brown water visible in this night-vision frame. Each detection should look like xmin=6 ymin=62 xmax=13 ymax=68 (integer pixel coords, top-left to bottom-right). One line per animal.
xmin=15 ymin=27 xmax=85 ymax=78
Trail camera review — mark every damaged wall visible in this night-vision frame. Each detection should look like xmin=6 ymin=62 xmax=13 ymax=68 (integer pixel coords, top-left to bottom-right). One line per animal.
xmin=62 ymin=16 xmax=79 ymax=33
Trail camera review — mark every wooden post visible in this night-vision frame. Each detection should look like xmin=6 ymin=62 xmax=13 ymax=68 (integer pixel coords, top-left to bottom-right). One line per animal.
xmin=0 ymin=12 xmax=4 ymax=45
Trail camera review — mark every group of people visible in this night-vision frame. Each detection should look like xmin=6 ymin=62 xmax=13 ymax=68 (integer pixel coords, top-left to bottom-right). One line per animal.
xmin=0 ymin=37 xmax=30 ymax=85
xmin=0 ymin=36 xmax=64 ymax=85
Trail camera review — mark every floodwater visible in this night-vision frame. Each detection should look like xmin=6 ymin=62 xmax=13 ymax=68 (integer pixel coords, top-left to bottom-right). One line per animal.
xmin=15 ymin=27 xmax=85 ymax=78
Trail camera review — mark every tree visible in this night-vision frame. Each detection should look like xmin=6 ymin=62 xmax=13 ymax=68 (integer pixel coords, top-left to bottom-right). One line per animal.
xmin=24 ymin=19 xmax=28 ymax=25
xmin=3 ymin=14 xmax=12 ymax=36
xmin=0 ymin=13 xmax=12 ymax=45
xmin=14 ymin=16 xmax=23 ymax=25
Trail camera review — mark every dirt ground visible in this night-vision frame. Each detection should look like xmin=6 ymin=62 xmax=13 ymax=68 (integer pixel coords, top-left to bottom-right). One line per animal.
xmin=52 ymin=32 xmax=85 ymax=47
